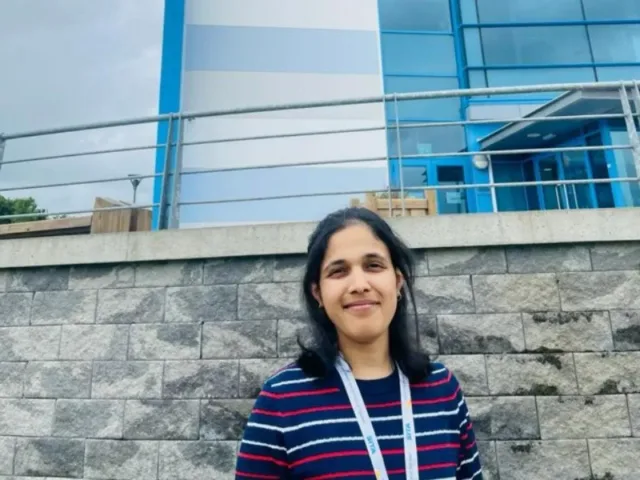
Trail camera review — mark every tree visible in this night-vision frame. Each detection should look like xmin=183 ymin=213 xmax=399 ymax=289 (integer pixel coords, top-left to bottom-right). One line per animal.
xmin=0 ymin=195 xmax=47 ymax=224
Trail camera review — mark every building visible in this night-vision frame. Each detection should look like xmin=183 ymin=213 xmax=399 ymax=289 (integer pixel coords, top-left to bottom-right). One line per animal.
xmin=155 ymin=0 xmax=640 ymax=228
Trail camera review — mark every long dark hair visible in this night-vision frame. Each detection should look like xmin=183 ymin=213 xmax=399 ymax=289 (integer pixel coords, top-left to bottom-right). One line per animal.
xmin=296 ymin=207 xmax=431 ymax=383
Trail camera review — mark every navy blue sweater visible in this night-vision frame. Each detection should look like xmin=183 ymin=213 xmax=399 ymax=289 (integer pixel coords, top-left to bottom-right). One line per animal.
xmin=235 ymin=361 xmax=483 ymax=479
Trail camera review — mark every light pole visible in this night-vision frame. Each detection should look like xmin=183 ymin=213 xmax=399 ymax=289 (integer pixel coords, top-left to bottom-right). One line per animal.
xmin=128 ymin=174 xmax=142 ymax=204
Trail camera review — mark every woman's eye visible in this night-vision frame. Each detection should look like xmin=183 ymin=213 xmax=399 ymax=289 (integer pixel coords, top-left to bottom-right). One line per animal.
xmin=368 ymin=263 xmax=384 ymax=270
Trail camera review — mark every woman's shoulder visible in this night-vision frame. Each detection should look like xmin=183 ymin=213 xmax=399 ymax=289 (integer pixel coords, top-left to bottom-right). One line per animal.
xmin=259 ymin=360 xmax=327 ymax=395
xmin=413 ymin=360 xmax=464 ymax=393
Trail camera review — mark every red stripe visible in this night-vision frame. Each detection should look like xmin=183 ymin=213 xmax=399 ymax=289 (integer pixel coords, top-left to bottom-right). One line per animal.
xmin=261 ymin=387 xmax=340 ymax=399
xmin=465 ymin=440 xmax=477 ymax=450
xmin=461 ymin=433 xmax=469 ymax=441
xmin=235 ymin=471 xmax=280 ymax=480
xmin=412 ymin=371 xmax=452 ymax=388
xmin=238 ymin=452 xmax=288 ymax=468
xmin=290 ymin=450 xmax=368 ymax=468
xmin=382 ymin=442 xmax=459 ymax=455
xmin=307 ymin=470 xmax=375 ymax=480
xmin=413 ymin=386 xmax=460 ymax=405
xmin=387 ymin=461 xmax=458 ymax=475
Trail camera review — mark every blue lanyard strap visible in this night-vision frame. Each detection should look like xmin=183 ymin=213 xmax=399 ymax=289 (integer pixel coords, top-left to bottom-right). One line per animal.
xmin=336 ymin=357 xmax=419 ymax=480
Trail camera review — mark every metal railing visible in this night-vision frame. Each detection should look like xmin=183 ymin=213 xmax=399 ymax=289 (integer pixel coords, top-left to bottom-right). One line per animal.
xmin=0 ymin=80 xmax=639 ymax=227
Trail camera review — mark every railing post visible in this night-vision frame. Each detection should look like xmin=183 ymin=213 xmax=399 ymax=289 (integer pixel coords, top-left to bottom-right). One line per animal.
xmin=168 ymin=114 xmax=185 ymax=229
xmin=487 ymin=155 xmax=498 ymax=213
xmin=619 ymin=84 xmax=640 ymax=182
xmin=392 ymin=94 xmax=406 ymax=216
xmin=0 ymin=135 xmax=5 ymax=173
xmin=157 ymin=114 xmax=175 ymax=229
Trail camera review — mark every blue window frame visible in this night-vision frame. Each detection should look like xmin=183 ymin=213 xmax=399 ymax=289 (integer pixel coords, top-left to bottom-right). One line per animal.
xmin=379 ymin=0 xmax=452 ymax=31
xmin=381 ymin=32 xmax=457 ymax=75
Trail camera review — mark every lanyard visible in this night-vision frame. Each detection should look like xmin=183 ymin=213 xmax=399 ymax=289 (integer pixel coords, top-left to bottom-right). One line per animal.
xmin=336 ymin=356 xmax=419 ymax=480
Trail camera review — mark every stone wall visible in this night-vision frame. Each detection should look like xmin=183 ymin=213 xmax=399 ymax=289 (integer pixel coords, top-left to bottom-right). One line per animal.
xmin=0 ymin=241 xmax=639 ymax=479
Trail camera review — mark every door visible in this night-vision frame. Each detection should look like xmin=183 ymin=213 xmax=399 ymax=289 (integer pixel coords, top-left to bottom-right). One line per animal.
xmin=538 ymin=156 xmax=564 ymax=210
xmin=559 ymin=151 xmax=593 ymax=209
xmin=436 ymin=165 xmax=467 ymax=214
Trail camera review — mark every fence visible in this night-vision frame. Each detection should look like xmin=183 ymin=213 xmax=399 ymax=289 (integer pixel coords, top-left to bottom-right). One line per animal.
xmin=0 ymin=80 xmax=639 ymax=229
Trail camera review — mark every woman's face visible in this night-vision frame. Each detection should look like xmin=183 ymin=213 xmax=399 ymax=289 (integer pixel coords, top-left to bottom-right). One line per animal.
xmin=312 ymin=223 xmax=403 ymax=346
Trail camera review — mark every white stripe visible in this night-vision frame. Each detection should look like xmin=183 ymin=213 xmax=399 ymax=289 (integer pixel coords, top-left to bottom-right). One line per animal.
xmin=431 ymin=367 xmax=447 ymax=375
xmin=272 ymin=377 xmax=319 ymax=388
xmin=241 ymin=438 xmax=287 ymax=452
xmin=460 ymin=468 xmax=483 ymax=480
xmin=458 ymin=451 xmax=479 ymax=468
xmin=268 ymin=366 xmax=301 ymax=381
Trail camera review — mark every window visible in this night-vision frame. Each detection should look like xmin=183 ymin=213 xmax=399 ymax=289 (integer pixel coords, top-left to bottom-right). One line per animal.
xmin=474 ymin=0 xmax=583 ymax=23
xmin=387 ymin=124 xmax=466 ymax=155
xmin=492 ymin=161 xmax=528 ymax=211
xmin=385 ymin=76 xmax=460 ymax=120
xmin=480 ymin=26 xmax=592 ymax=65
xmin=582 ymin=0 xmax=640 ymax=21
xmin=609 ymin=130 xmax=640 ymax=207
xmin=484 ymin=67 xmax=596 ymax=88
xmin=381 ymin=33 xmax=457 ymax=75
xmin=596 ymin=66 xmax=640 ymax=81
xmin=588 ymin=25 xmax=640 ymax=63
xmin=379 ymin=0 xmax=451 ymax=31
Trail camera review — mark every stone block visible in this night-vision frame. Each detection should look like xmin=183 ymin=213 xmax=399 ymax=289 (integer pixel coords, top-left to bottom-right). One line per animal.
xmin=158 ymin=441 xmax=237 ymax=480
xmin=574 ymin=352 xmax=640 ymax=394
xmin=85 ymin=439 xmax=158 ymax=480
xmin=506 ymin=245 xmax=591 ymax=273
xmin=24 ymin=361 xmax=92 ymax=399
xmin=473 ymin=274 xmax=560 ymax=313
xmin=14 ymin=438 xmax=84 ymax=478
xmin=97 ymin=287 xmax=165 ymax=324
xmin=129 ymin=324 xmax=201 ymax=360
xmin=0 ymin=399 xmax=55 ymax=436
xmin=165 ymin=285 xmax=237 ymax=323
xmin=0 ymin=437 xmax=14 ymax=475
xmin=238 ymin=283 xmax=304 ymax=320
xmin=436 ymin=355 xmax=488 ymax=396
xmin=413 ymin=315 xmax=439 ymax=356
xmin=53 ymin=399 xmax=124 ymax=438
xmin=438 ymin=313 xmax=525 ymax=354
xmin=610 ymin=310 xmax=640 ymax=351
xmin=0 ymin=293 xmax=31 ymax=326
xmin=537 ymin=395 xmax=631 ymax=439
xmin=558 ymin=271 xmax=640 ymax=311
xmin=277 ymin=318 xmax=310 ymax=358
xmin=92 ymin=361 xmax=163 ymax=399
xmin=496 ymin=440 xmax=590 ymax=480
xmin=591 ymin=242 xmax=640 ymax=271
xmin=204 ymin=257 xmax=273 ymax=284
xmin=274 ymin=255 xmax=306 ymax=282
xmin=413 ymin=276 xmax=475 ymax=314
xmin=0 ymin=271 xmax=6 ymax=292
xmin=31 ymin=290 xmax=97 ymax=325
xmin=589 ymin=439 xmax=640 ymax=478
xmin=0 ymin=326 xmax=60 ymax=361
xmin=523 ymin=311 xmax=614 ymax=352
xmin=163 ymin=360 xmax=239 ymax=399
xmin=239 ymin=359 xmax=292 ymax=398
xmin=124 ymin=400 xmax=199 ymax=440
xmin=477 ymin=441 xmax=498 ymax=480
xmin=466 ymin=397 xmax=539 ymax=440
xmin=202 ymin=321 xmax=276 ymax=359
xmin=59 ymin=324 xmax=129 ymax=360
xmin=486 ymin=354 xmax=578 ymax=395
xmin=628 ymin=394 xmax=640 ymax=437
xmin=427 ymin=247 xmax=507 ymax=275
xmin=6 ymin=267 xmax=69 ymax=292
xmin=69 ymin=264 xmax=135 ymax=290
xmin=200 ymin=399 xmax=254 ymax=440
xmin=0 ymin=362 xmax=26 ymax=397
xmin=135 ymin=260 xmax=203 ymax=287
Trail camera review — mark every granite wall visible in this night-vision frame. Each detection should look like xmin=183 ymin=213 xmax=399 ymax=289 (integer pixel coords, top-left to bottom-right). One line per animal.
xmin=1 ymin=241 xmax=639 ymax=480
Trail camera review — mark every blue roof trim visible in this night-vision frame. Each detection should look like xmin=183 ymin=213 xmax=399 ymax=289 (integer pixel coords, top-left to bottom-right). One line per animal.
xmin=153 ymin=0 xmax=186 ymax=230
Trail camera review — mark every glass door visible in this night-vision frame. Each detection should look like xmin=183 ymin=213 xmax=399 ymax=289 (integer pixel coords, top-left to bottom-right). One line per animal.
xmin=560 ymin=151 xmax=593 ymax=209
xmin=538 ymin=155 xmax=564 ymax=210
xmin=436 ymin=165 xmax=467 ymax=214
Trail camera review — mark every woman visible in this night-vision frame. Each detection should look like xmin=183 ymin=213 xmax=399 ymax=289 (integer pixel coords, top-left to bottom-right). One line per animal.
xmin=235 ymin=207 xmax=482 ymax=479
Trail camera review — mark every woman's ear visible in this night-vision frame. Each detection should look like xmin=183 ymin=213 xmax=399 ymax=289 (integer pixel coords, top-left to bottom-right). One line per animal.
xmin=311 ymin=283 xmax=323 ymax=307
xmin=395 ymin=269 xmax=405 ymax=296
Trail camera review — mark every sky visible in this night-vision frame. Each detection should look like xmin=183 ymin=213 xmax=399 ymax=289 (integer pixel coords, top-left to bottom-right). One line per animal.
xmin=0 ymin=0 xmax=164 ymax=216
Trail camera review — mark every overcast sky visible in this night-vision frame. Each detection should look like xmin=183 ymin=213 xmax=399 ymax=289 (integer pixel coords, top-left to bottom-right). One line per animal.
xmin=0 ymin=0 xmax=164 ymax=216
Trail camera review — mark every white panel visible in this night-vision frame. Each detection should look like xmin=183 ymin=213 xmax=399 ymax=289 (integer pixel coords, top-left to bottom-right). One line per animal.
xmin=186 ymin=0 xmax=380 ymax=31
xmin=180 ymin=71 xmax=387 ymax=170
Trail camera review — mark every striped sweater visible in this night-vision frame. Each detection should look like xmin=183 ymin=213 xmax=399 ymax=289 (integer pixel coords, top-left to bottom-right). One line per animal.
xmin=235 ymin=361 xmax=483 ymax=480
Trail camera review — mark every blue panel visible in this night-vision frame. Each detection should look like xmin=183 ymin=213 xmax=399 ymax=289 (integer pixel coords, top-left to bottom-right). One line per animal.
xmin=588 ymin=25 xmax=640 ymax=63
xmin=153 ymin=0 xmax=186 ymax=230
xmin=387 ymin=123 xmax=466 ymax=155
xmin=379 ymin=0 xmax=452 ymax=31
xmin=384 ymin=76 xmax=460 ymax=120
xmin=184 ymin=25 xmax=380 ymax=74
xmin=492 ymin=161 xmax=528 ymax=211
xmin=597 ymin=65 xmax=640 ymax=81
xmin=475 ymin=0 xmax=583 ymax=23
xmin=485 ymin=66 xmax=596 ymax=91
xmin=582 ymin=0 xmax=640 ymax=20
xmin=381 ymin=33 xmax=457 ymax=75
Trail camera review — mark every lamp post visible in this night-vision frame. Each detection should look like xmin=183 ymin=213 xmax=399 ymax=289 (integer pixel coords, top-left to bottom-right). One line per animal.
xmin=128 ymin=174 xmax=142 ymax=204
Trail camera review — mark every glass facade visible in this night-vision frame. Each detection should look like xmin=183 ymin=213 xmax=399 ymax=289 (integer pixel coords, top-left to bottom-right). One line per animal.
xmin=378 ymin=0 xmax=640 ymax=214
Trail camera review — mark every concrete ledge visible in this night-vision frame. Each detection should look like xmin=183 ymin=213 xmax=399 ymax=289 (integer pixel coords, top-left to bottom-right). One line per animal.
xmin=1 ymin=208 xmax=639 ymax=268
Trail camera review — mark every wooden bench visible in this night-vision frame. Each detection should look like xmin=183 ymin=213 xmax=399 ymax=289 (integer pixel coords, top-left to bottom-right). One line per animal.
xmin=350 ymin=190 xmax=437 ymax=217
